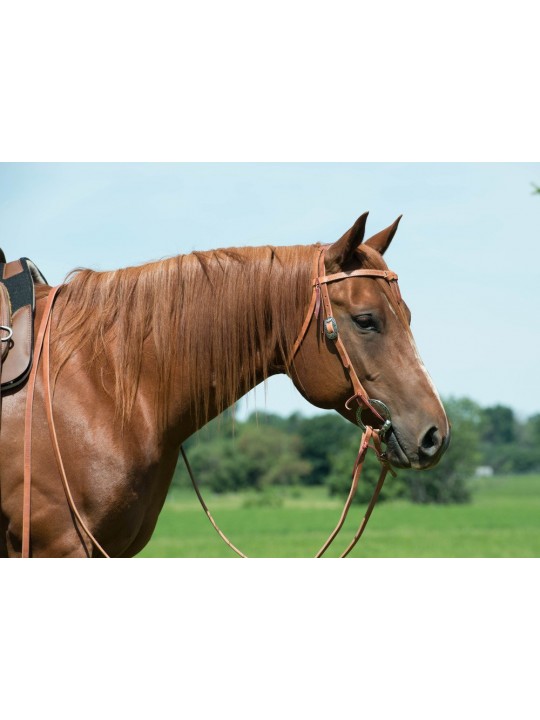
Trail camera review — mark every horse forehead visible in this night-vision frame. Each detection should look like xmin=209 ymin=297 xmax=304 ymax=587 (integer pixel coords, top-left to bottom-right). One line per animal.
xmin=328 ymin=246 xmax=397 ymax=306
xmin=330 ymin=276 xmax=385 ymax=308
xmin=353 ymin=244 xmax=389 ymax=269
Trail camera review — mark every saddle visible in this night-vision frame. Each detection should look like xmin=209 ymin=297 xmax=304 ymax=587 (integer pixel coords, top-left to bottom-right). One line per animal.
xmin=0 ymin=249 xmax=48 ymax=393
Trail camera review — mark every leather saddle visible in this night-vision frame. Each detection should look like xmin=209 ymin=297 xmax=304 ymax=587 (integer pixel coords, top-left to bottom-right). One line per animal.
xmin=0 ymin=248 xmax=48 ymax=393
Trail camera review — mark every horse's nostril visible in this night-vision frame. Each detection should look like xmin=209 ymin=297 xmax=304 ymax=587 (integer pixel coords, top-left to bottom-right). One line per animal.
xmin=419 ymin=426 xmax=442 ymax=458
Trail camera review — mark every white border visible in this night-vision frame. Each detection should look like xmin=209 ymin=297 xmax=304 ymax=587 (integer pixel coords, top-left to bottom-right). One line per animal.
xmin=0 ymin=2 xmax=538 ymax=161
xmin=1 ymin=3 xmax=538 ymax=717
xmin=2 ymin=560 xmax=539 ymax=719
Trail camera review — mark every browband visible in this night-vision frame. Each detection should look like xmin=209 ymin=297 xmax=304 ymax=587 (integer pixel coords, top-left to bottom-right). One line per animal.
xmin=315 ymin=269 xmax=398 ymax=286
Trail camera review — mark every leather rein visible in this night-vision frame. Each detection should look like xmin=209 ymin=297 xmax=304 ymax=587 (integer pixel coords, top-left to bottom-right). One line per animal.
xmin=21 ymin=246 xmax=402 ymax=558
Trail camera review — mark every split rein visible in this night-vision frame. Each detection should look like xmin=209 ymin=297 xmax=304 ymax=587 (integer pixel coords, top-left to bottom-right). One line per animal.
xmin=21 ymin=246 xmax=402 ymax=558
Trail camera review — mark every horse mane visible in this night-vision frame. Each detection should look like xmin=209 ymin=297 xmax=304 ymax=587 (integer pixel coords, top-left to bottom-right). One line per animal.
xmin=52 ymin=244 xmax=316 ymax=433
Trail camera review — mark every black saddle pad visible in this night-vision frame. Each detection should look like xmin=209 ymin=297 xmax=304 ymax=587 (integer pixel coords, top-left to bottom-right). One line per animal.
xmin=0 ymin=254 xmax=48 ymax=392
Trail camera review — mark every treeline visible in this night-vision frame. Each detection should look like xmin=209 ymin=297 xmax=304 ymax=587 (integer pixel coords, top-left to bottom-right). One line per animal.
xmin=171 ymin=399 xmax=540 ymax=504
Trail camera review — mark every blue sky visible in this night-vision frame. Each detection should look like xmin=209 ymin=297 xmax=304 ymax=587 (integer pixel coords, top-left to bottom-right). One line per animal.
xmin=1 ymin=163 xmax=539 ymax=418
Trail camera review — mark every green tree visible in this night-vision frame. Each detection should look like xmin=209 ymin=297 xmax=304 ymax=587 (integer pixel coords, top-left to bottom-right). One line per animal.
xmin=480 ymin=405 xmax=516 ymax=444
xmin=235 ymin=425 xmax=311 ymax=487
xmin=487 ymin=412 xmax=540 ymax=473
xmin=173 ymin=421 xmax=312 ymax=493
xmin=524 ymin=413 xmax=540 ymax=445
xmin=476 ymin=406 xmax=540 ymax=474
xmin=244 ymin=410 xmax=303 ymax=434
xmin=296 ymin=414 xmax=357 ymax=485
xmin=174 ymin=437 xmax=252 ymax=492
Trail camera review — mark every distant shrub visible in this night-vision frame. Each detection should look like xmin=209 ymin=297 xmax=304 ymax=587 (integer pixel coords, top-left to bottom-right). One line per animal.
xmin=242 ymin=490 xmax=284 ymax=509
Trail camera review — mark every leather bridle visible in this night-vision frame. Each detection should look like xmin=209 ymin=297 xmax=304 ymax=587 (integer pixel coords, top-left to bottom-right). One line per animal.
xmin=290 ymin=245 xmax=402 ymax=436
xmin=181 ymin=245 xmax=404 ymax=558
xmin=21 ymin=245 xmax=404 ymax=558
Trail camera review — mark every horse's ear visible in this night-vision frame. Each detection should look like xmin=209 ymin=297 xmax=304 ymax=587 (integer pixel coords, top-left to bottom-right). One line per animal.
xmin=326 ymin=212 xmax=369 ymax=268
xmin=364 ymin=215 xmax=402 ymax=256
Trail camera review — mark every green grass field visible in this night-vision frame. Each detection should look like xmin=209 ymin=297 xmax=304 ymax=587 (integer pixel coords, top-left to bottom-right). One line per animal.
xmin=137 ymin=474 xmax=540 ymax=558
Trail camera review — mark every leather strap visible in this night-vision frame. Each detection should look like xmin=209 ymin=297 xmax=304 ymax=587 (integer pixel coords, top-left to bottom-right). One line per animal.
xmin=22 ymin=287 xmax=60 ymax=557
xmin=22 ymin=286 xmax=109 ymax=558
xmin=289 ymin=247 xmax=326 ymax=359
xmin=0 ymin=283 xmax=12 ymax=435
xmin=180 ymin=447 xmax=247 ymax=558
xmin=317 ymin=269 xmax=398 ymax=285
xmin=339 ymin=430 xmax=392 ymax=557
xmin=42 ymin=297 xmax=110 ymax=558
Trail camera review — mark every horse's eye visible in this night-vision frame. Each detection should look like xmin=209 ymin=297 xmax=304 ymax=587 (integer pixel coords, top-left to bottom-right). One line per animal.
xmin=354 ymin=314 xmax=378 ymax=332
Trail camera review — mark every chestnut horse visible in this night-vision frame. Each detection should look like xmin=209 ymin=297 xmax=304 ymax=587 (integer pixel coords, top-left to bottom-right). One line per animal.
xmin=0 ymin=213 xmax=449 ymax=557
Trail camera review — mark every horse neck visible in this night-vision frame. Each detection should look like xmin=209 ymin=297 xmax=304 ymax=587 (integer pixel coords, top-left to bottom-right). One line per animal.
xmin=171 ymin=244 xmax=314 ymax=436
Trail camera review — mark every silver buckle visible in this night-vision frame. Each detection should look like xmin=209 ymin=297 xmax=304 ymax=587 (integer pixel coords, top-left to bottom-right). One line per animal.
xmin=324 ymin=316 xmax=338 ymax=340
xmin=0 ymin=325 xmax=13 ymax=342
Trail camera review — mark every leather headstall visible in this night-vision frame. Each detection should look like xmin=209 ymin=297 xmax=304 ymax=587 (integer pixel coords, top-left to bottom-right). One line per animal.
xmin=290 ymin=245 xmax=403 ymax=432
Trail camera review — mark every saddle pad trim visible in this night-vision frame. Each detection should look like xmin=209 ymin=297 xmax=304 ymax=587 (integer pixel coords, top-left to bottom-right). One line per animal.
xmin=0 ymin=258 xmax=38 ymax=392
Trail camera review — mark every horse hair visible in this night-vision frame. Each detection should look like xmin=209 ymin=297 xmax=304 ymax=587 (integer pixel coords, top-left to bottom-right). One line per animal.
xmin=52 ymin=245 xmax=318 ymax=432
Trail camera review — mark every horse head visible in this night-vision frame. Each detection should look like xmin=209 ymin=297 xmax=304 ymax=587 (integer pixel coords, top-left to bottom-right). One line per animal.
xmin=291 ymin=212 xmax=450 ymax=470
